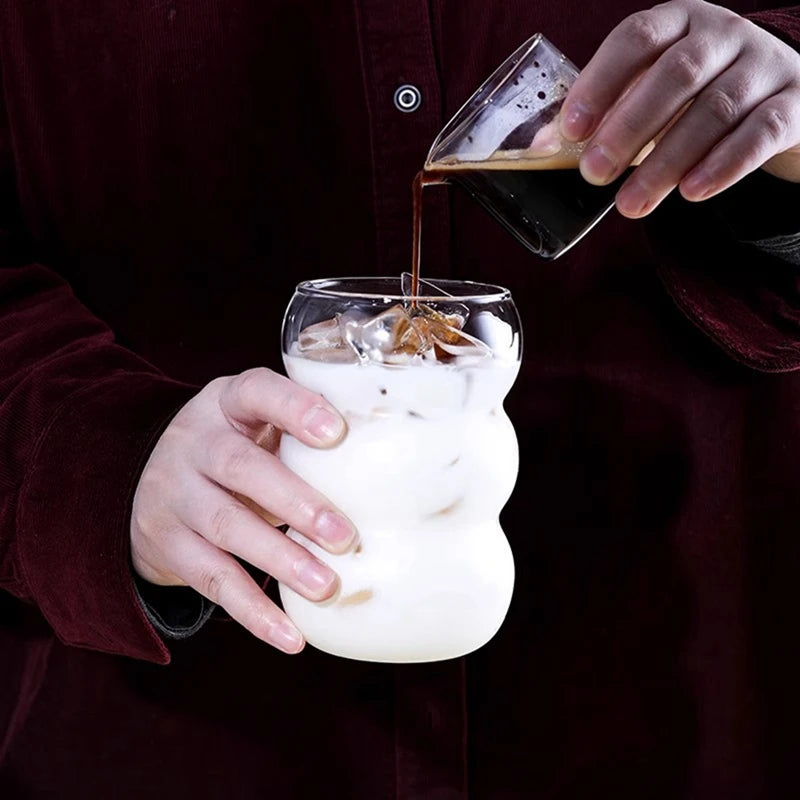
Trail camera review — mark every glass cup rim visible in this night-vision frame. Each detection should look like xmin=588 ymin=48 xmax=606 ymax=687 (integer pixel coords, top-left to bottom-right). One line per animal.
xmin=472 ymin=32 xmax=548 ymax=108
xmin=424 ymin=32 xmax=568 ymax=167
xmin=293 ymin=276 xmax=514 ymax=303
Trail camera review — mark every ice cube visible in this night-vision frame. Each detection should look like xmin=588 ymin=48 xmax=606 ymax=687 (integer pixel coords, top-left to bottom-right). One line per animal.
xmin=341 ymin=304 xmax=425 ymax=364
xmin=296 ymin=317 xmax=358 ymax=363
xmin=295 ymin=301 xmax=495 ymax=366
xmin=411 ymin=307 xmax=492 ymax=361
xmin=470 ymin=311 xmax=518 ymax=360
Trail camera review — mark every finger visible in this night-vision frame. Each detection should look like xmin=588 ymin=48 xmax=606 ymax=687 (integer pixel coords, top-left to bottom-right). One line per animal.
xmin=161 ymin=525 xmax=306 ymax=654
xmin=560 ymin=3 xmax=690 ymax=141
xmin=615 ymin=56 xmax=776 ymax=216
xmin=679 ymin=88 xmax=800 ymax=202
xmin=219 ymin=367 xmax=346 ymax=448
xmin=176 ymin=474 xmax=341 ymax=601
xmin=233 ymin=490 xmax=285 ymax=527
xmin=196 ymin=428 xmax=357 ymax=551
xmin=580 ymin=31 xmax=744 ymax=187
xmin=232 ymin=423 xmax=285 ymax=527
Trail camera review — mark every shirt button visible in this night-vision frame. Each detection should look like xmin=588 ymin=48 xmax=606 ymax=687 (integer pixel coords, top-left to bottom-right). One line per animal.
xmin=393 ymin=84 xmax=422 ymax=113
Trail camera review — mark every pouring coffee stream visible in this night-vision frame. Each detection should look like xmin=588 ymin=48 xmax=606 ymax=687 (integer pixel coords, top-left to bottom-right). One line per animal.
xmin=410 ymin=169 xmax=448 ymax=299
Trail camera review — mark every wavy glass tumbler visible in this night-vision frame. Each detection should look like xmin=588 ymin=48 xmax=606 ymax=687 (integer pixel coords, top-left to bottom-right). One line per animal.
xmin=278 ymin=277 xmax=522 ymax=662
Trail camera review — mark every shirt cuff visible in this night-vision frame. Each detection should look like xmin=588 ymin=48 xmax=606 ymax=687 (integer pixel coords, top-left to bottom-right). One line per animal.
xmin=16 ymin=374 xmax=197 ymax=663
xmin=703 ymin=168 xmax=800 ymax=249
xmin=132 ymin=573 xmax=216 ymax=639
xmin=650 ymin=171 xmax=800 ymax=373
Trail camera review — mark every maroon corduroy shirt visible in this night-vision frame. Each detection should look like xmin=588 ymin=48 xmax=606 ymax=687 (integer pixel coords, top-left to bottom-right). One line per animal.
xmin=2 ymin=2 xmax=800 ymax=798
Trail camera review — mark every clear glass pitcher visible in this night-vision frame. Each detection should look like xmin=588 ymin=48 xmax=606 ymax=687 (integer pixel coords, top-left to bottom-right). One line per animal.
xmin=425 ymin=34 xmax=630 ymax=259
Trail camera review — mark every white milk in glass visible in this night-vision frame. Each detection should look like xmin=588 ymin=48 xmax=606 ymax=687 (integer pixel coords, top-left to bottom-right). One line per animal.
xmin=279 ymin=283 xmax=521 ymax=663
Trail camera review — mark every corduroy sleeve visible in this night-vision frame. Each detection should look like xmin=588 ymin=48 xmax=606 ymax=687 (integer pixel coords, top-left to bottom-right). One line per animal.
xmin=0 ymin=88 xmax=202 ymax=665
xmin=0 ymin=262 xmax=201 ymax=663
xmin=652 ymin=5 xmax=800 ymax=372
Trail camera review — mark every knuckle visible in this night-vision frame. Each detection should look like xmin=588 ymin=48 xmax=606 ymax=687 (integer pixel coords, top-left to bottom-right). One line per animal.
xmin=287 ymin=494 xmax=318 ymax=529
xmin=758 ymin=103 xmax=791 ymax=146
xmin=207 ymin=502 xmax=245 ymax=549
xmin=130 ymin=503 xmax=149 ymax=536
xmin=130 ymin=502 xmax=159 ymax=539
xmin=229 ymin=367 xmax=266 ymax=407
xmin=134 ymin=466 xmax=168 ymax=504
xmin=663 ymin=49 xmax=705 ymax=89
xmin=205 ymin=377 xmax=231 ymax=411
xmin=704 ymin=87 xmax=741 ymax=127
xmin=617 ymin=107 xmax=648 ymax=141
xmin=131 ymin=466 xmax=167 ymax=516
xmin=210 ymin=376 xmax=235 ymax=412
xmin=620 ymin=13 xmax=663 ymax=55
xmin=725 ymin=14 xmax=751 ymax=40
xmin=131 ymin=475 xmax=183 ymax=538
xmin=204 ymin=375 xmax=230 ymax=401
xmin=156 ymin=420 xmax=188 ymax=452
xmin=213 ymin=437 xmax=256 ymax=484
xmin=197 ymin=567 xmax=232 ymax=603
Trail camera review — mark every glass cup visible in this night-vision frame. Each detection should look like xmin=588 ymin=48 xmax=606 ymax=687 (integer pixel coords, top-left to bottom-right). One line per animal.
xmin=425 ymin=33 xmax=630 ymax=259
xmin=278 ymin=277 xmax=522 ymax=663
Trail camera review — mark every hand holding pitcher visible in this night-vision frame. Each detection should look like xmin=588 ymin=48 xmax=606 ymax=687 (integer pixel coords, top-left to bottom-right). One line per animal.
xmin=560 ymin=0 xmax=800 ymax=217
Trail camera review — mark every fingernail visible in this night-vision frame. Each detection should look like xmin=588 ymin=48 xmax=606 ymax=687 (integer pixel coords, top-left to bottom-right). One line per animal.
xmin=615 ymin=179 xmax=650 ymax=217
xmin=302 ymin=405 xmax=345 ymax=444
xmin=682 ymin=167 xmax=714 ymax=201
xmin=316 ymin=510 xmax=357 ymax=550
xmin=270 ymin=621 xmax=304 ymax=653
xmin=561 ymin=100 xmax=594 ymax=141
xmin=581 ymin=144 xmax=617 ymax=185
xmin=296 ymin=558 xmax=337 ymax=594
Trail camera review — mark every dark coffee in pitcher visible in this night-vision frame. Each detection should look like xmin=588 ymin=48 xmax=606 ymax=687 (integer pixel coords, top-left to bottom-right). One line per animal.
xmin=410 ymin=146 xmax=629 ymax=295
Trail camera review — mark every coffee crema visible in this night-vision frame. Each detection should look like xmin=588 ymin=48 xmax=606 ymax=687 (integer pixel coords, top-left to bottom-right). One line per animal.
xmin=413 ymin=142 xmax=634 ymax=275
